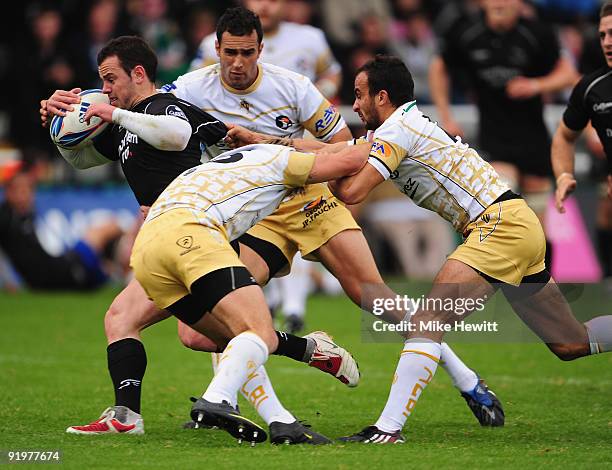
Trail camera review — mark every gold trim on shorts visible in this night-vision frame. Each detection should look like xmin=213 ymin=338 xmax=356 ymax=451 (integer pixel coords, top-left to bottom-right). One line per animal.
xmin=448 ymin=199 xmax=546 ymax=286
xmin=130 ymin=209 xmax=245 ymax=309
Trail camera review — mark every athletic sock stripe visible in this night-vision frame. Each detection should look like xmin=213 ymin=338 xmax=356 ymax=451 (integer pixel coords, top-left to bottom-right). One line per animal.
xmin=400 ymin=349 xmax=440 ymax=363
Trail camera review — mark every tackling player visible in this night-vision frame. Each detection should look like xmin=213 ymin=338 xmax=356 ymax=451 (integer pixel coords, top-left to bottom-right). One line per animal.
xmin=172 ymin=6 xmax=506 ymax=429
xmin=306 ymin=55 xmax=612 ymax=443
xmin=130 ymin=142 xmax=371 ymax=444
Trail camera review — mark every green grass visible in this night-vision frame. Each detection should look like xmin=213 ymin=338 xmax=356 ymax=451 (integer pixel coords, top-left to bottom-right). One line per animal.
xmin=1 ymin=287 xmax=611 ymax=469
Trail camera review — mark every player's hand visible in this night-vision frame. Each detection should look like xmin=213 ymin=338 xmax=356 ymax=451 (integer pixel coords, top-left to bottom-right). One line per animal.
xmin=140 ymin=206 xmax=150 ymax=218
xmin=555 ymin=172 xmax=577 ymax=213
xmin=40 ymin=99 xmax=49 ymax=128
xmin=506 ymin=76 xmax=540 ymax=99
xmin=83 ymin=102 xmax=116 ymax=124
xmin=45 ymin=88 xmax=82 ymax=117
xmin=224 ymin=124 xmax=259 ymax=148
xmin=327 ymin=178 xmax=340 ymax=196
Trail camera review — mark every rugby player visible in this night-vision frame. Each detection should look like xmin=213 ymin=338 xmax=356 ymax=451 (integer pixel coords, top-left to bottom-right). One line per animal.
xmin=173 ymin=7 xmax=505 ymax=429
xmin=429 ymin=0 xmax=579 ymax=270
xmin=190 ymin=0 xmax=341 ymax=99
xmin=552 ymin=1 xmax=612 ymax=270
xmin=299 ymin=55 xmax=612 ymax=443
xmin=41 ymin=35 xmax=355 ymax=443
xmin=130 ymin=141 xmax=372 ymax=444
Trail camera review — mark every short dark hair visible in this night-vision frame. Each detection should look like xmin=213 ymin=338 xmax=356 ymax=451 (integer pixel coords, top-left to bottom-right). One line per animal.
xmin=216 ymin=7 xmax=263 ymax=44
xmin=97 ymin=36 xmax=158 ymax=82
xmin=601 ymin=1 xmax=612 ymax=19
xmin=356 ymin=55 xmax=414 ymax=107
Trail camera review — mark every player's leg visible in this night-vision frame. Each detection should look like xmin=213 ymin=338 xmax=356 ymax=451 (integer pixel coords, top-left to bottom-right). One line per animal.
xmin=315 ymin=228 xmax=501 ymax=423
xmin=279 ymin=255 xmax=312 ymax=333
xmin=67 ymin=279 xmax=170 ymax=435
xmin=340 ymin=259 xmax=496 ymax=443
xmin=504 ymin=275 xmax=612 ymax=358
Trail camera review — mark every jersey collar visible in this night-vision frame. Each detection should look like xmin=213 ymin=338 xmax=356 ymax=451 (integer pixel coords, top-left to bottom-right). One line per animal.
xmin=220 ymin=64 xmax=264 ymax=95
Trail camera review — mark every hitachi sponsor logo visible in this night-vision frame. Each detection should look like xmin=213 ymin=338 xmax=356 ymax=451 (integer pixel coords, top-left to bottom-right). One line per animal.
xmin=593 ymin=102 xmax=612 ymax=113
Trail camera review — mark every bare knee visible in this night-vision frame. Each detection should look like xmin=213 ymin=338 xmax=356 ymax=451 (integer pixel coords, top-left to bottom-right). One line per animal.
xmin=177 ymin=321 xmax=221 ymax=352
xmin=548 ymin=343 xmax=589 ymax=361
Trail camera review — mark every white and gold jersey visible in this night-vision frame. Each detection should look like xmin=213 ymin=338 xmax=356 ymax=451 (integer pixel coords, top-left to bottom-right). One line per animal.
xmin=147 ymin=144 xmax=315 ymax=240
xmin=189 ymin=22 xmax=341 ymax=84
xmin=164 ymin=62 xmax=345 ymax=158
xmin=368 ymin=102 xmax=509 ymax=232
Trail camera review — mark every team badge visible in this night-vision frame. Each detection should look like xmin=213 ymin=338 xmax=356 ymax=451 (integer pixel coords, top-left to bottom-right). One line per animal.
xmin=275 ymin=115 xmax=293 ymax=130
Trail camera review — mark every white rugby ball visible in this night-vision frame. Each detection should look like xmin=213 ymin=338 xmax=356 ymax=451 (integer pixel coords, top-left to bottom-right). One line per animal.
xmin=50 ymin=89 xmax=110 ymax=149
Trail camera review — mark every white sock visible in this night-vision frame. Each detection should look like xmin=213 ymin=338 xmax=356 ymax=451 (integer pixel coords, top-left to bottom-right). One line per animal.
xmin=280 ymin=255 xmax=311 ymax=319
xmin=585 ymin=316 xmax=612 ymax=353
xmin=240 ymin=365 xmax=295 ymax=425
xmin=203 ymin=332 xmax=268 ymax=405
xmin=438 ymin=343 xmax=478 ymax=392
xmin=209 ymin=353 xmax=237 ymax=408
xmin=375 ymin=339 xmax=441 ymax=433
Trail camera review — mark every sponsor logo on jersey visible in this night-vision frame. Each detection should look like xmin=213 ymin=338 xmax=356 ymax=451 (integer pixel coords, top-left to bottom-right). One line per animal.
xmin=275 ymin=115 xmax=293 ymax=130
xmin=370 ymin=141 xmax=390 ymax=159
xmin=165 ymin=104 xmax=188 ymax=120
xmin=315 ymin=105 xmax=338 ymax=133
xmin=176 ymin=235 xmax=201 ymax=255
xmin=78 ymin=102 xmax=91 ymax=123
xmin=593 ymin=102 xmax=612 ymax=113
xmin=301 ymin=196 xmax=339 ymax=228
xmin=161 ymin=83 xmax=177 ymax=92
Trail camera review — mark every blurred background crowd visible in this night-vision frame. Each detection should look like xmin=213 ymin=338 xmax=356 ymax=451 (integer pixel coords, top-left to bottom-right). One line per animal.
xmin=0 ymin=0 xmax=609 ymax=295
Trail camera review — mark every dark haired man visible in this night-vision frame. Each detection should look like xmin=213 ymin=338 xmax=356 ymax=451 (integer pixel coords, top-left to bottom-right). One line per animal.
xmin=297 ymin=55 xmax=612 ymax=443
xmin=552 ymin=1 xmax=612 ymax=283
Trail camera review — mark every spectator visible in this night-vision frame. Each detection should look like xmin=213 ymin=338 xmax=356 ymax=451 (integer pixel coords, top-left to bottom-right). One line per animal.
xmin=11 ymin=3 xmax=76 ymax=171
xmin=131 ymin=0 xmax=188 ymax=84
xmin=0 ymin=167 xmax=124 ymax=290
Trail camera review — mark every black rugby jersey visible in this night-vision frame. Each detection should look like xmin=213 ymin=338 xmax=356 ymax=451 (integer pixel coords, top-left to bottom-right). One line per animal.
xmin=563 ymin=66 xmax=612 ymax=175
xmin=93 ymin=93 xmax=227 ymax=205
xmin=440 ymin=15 xmax=560 ymax=160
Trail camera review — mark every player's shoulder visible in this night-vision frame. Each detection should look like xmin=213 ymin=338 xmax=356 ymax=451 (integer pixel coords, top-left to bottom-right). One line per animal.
xmin=575 ymin=66 xmax=612 ymax=100
xmin=261 ymin=62 xmax=310 ymax=85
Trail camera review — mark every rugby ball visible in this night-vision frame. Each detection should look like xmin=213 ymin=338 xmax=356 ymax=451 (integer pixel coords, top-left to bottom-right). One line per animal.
xmin=49 ymin=89 xmax=110 ymax=149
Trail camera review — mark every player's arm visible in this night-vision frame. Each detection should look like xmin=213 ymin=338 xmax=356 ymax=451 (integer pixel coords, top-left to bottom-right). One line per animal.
xmin=306 ymin=143 xmax=370 ymax=184
xmin=428 ymin=56 xmax=463 ymax=138
xmin=224 ymin=124 xmax=350 ymax=152
xmin=507 ymin=56 xmax=579 ymax=99
xmin=54 ymin=125 xmax=115 ymax=169
xmin=84 ymin=103 xmax=192 ymax=151
xmin=551 ymin=120 xmax=581 ymax=213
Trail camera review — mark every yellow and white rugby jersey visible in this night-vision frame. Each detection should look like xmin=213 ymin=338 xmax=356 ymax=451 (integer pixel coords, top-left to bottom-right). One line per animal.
xmin=147 ymin=144 xmax=315 ymax=240
xmin=368 ymin=102 xmax=509 ymax=232
xmin=164 ymin=62 xmax=345 ymax=158
xmin=189 ymin=22 xmax=341 ymax=84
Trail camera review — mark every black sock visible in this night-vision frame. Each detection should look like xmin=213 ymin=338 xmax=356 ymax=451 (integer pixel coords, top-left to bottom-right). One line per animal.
xmin=272 ymin=331 xmax=312 ymax=362
xmin=545 ymin=240 xmax=553 ymax=272
xmin=596 ymin=229 xmax=612 ymax=277
xmin=107 ymin=338 xmax=146 ymax=414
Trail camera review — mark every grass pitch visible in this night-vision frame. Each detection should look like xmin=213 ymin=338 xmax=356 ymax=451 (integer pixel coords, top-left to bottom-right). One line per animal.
xmin=1 ymin=286 xmax=611 ymax=469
